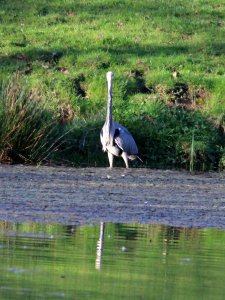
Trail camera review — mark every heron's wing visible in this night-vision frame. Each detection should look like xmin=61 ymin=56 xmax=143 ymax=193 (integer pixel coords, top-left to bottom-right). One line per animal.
xmin=113 ymin=123 xmax=138 ymax=155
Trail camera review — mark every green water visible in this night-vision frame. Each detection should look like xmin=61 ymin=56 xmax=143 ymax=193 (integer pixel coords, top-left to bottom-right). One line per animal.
xmin=0 ymin=222 xmax=225 ymax=300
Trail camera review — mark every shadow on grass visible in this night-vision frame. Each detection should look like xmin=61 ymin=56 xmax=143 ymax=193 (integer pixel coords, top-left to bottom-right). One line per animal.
xmin=55 ymin=103 xmax=225 ymax=170
xmin=1 ymin=37 xmax=225 ymax=77
xmin=0 ymin=43 xmax=190 ymax=75
xmin=123 ymin=106 xmax=225 ymax=170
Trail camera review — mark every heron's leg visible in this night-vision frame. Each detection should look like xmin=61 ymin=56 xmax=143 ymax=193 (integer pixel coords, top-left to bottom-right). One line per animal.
xmin=121 ymin=152 xmax=129 ymax=168
xmin=107 ymin=152 xmax=114 ymax=168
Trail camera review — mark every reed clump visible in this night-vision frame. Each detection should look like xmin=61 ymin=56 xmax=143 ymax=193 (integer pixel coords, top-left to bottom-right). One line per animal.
xmin=0 ymin=74 xmax=62 ymax=164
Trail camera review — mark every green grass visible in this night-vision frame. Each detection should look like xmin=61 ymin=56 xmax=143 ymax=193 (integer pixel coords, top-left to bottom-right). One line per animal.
xmin=0 ymin=0 xmax=225 ymax=169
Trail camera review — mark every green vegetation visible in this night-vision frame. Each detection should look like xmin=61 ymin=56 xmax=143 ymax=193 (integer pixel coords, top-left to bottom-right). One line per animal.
xmin=0 ymin=0 xmax=225 ymax=169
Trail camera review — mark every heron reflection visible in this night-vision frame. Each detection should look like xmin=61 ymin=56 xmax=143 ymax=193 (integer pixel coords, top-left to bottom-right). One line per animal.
xmin=95 ymin=222 xmax=105 ymax=270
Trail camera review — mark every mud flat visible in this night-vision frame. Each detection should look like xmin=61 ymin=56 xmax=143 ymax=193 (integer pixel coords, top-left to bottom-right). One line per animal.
xmin=0 ymin=164 xmax=225 ymax=228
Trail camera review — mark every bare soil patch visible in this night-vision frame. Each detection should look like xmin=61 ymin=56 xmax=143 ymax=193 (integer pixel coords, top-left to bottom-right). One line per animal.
xmin=0 ymin=165 xmax=225 ymax=228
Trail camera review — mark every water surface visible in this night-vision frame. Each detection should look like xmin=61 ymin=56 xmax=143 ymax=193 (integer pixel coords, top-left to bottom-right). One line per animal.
xmin=0 ymin=222 xmax=225 ymax=300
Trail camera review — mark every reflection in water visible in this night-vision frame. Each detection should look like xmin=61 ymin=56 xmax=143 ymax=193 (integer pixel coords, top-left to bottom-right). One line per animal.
xmin=95 ymin=222 xmax=105 ymax=270
xmin=0 ymin=221 xmax=225 ymax=300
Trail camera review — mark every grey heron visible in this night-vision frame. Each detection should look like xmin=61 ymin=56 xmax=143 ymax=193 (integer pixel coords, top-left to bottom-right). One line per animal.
xmin=100 ymin=71 xmax=141 ymax=168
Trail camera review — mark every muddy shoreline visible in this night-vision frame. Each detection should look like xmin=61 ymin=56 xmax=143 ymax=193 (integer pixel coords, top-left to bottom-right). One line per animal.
xmin=0 ymin=164 xmax=225 ymax=228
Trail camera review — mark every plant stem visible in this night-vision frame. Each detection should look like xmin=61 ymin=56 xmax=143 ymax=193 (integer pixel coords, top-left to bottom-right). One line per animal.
xmin=190 ymin=131 xmax=195 ymax=172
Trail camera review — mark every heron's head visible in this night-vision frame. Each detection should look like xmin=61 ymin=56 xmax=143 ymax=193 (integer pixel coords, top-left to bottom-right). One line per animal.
xmin=106 ymin=71 xmax=114 ymax=82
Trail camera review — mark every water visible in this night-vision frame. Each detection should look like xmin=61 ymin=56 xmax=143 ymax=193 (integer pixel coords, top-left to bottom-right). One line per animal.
xmin=0 ymin=222 xmax=225 ymax=300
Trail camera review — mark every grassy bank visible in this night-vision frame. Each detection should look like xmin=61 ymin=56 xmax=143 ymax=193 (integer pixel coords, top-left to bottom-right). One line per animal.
xmin=0 ymin=0 xmax=225 ymax=169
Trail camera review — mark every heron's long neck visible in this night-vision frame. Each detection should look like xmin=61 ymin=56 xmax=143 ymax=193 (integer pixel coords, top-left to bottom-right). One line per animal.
xmin=106 ymin=78 xmax=113 ymax=127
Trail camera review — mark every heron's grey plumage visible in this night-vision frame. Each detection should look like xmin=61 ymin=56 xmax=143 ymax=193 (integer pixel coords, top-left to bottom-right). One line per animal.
xmin=100 ymin=71 xmax=141 ymax=168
